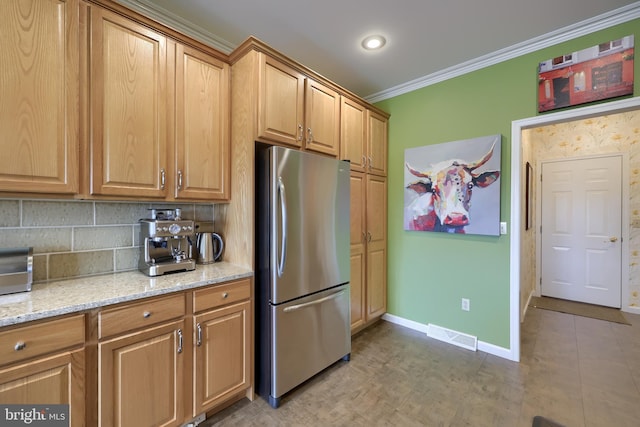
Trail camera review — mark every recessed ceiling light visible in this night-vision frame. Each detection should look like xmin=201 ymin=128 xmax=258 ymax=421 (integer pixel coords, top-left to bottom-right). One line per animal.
xmin=361 ymin=35 xmax=386 ymax=50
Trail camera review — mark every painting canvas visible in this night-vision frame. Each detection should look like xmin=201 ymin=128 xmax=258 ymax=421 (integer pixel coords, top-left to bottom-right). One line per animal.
xmin=538 ymin=35 xmax=634 ymax=112
xmin=404 ymin=134 xmax=501 ymax=236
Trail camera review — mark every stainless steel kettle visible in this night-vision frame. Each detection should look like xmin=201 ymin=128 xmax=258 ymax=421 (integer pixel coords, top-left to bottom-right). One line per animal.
xmin=195 ymin=232 xmax=224 ymax=264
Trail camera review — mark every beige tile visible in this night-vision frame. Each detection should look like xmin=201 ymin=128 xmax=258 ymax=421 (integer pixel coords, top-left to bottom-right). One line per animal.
xmin=32 ymin=254 xmax=47 ymax=282
xmin=74 ymin=226 xmax=134 ymax=250
xmin=194 ymin=204 xmax=215 ymax=222
xmin=22 ymin=200 xmax=94 ymax=226
xmin=115 ymin=247 xmax=139 ymax=272
xmin=0 ymin=200 xmax=20 ymax=227
xmin=0 ymin=228 xmax=72 ymax=253
xmin=48 ymin=250 xmax=114 ymax=279
xmin=95 ymin=202 xmax=151 ymax=225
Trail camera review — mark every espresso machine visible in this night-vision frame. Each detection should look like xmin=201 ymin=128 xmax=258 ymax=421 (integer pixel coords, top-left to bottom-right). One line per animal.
xmin=139 ymin=208 xmax=196 ymax=276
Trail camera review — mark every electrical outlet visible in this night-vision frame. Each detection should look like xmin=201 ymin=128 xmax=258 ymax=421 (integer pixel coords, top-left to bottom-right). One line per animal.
xmin=500 ymin=222 xmax=507 ymax=235
xmin=461 ymin=298 xmax=470 ymax=311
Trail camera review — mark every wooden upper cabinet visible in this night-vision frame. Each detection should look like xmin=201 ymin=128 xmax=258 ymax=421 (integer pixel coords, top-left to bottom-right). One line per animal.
xmin=174 ymin=43 xmax=230 ymax=201
xmin=258 ymin=54 xmax=340 ymax=156
xmin=0 ymin=0 xmax=79 ymax=194
xmin=340 ymin=97 xmax=367 ymax=172
xmin=89 ymin=7 xmax=168 ymax=198
xmin=304 ymin=78 xmax=340 ymax=156
xmin=367 ymin=110 xmax=388 ymax=176
xmin=258 ymin=55 xmax=305 ymax=147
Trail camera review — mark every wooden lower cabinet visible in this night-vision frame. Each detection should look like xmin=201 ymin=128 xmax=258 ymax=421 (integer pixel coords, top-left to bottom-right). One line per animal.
xmin=0 ymin=349 xmax=85 ymax=426
xmin=0 ymin=314 xmax=86 ymax=426
xmin=193 ymin=300 xmax=250 ymax=414
xmin=99 ymin=319 xmax=186 ymax=427
xmin=349 ymin=171 xmax=387 ymax=334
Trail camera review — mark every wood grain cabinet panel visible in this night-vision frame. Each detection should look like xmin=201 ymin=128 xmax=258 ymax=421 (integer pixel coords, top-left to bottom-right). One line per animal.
xmin=367 ymin=110 xmax=388 ymax=176
xmin=258 ymin=56 xmax=305 ymax=148
xmin=349 ymin=171 xmax=388 ymax=334
xmin=0 ymin=0 xmax=79 ymax=195
xmin=0 ymin=349 xmax=85 ymax=427
xmin=258 ymin=54 xmax=340 ymax=156
xmin=89 ymin=7 xmax=168 ymax=198
xmin=174 ymin=44 xmax=230 ymax=201
xmin=99 ymin=319 xmax=185 ymax=427
xmin=340 ymin=97 xmax=367 ymax=172
xmin=193 ymin=300 xmax=250 ymax=414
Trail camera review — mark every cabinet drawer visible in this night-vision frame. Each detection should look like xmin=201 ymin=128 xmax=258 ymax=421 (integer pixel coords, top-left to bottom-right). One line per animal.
xmin=0 ymin=314 xmax=85 ymax=367
xmin=193 ymin=279 xmax=251 ymax=313
xmin=99 ymin=294 xmax=185 ymax=339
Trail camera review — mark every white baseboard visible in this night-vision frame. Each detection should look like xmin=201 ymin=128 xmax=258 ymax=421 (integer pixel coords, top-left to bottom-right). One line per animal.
xmin=381 ymin=313 xmax=513 ymax=361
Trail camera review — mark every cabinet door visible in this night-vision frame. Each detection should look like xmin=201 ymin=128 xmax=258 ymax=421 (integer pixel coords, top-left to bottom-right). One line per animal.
xmin=340 ymin=97 xmax=367 ymax=172
xmin=258 ymin=55 xmax=305 ymax=147
xmin=0 ymin=349 xmax=85 ymax=427
xmin=366 ymin=175 xmax=387 ymax=320
xmin=175 ymin=44 xmax=230 ymax=201
xmin=193 ymin=301 xmax=250 ymax=415
xmin=99 ymin=320 xmax=185 ymax=427
xmin=0 ymin=0 xmax=78 ymax=194
xmin=304 ymin=78 xmax=340 ymax=157
xmin=90 ymin=8 xmax=168 ymax=198
xmin=367 ymin=110 xmax=388 ymax=176
xmin=350 ymin=172 xmax=366 ymax=331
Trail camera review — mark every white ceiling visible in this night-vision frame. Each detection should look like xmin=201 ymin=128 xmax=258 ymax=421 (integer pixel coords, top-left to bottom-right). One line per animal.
xmin=119 ymin=0 xmax=639 ymax=100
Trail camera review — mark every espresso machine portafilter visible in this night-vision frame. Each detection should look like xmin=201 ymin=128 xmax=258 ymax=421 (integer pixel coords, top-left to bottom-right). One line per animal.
xmin=139 ymin=208 xmax=196 ymax=276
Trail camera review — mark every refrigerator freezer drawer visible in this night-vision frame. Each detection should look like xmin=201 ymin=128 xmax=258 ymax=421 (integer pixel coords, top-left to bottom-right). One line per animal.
xmin=270 ymin=284 xmax=350 ymax=400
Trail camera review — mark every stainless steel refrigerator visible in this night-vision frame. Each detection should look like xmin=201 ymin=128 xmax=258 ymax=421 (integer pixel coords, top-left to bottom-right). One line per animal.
xmin=255 ymin=145 xmax=351 ymax=408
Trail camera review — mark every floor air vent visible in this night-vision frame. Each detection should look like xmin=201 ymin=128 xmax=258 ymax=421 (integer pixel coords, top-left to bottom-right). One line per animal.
xmin=427 ymin=324 xmax=477 ymax=351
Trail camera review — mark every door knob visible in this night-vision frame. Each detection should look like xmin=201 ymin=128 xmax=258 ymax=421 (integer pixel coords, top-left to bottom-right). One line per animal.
xmin=610 ymin=236 xmax=618 ymax=242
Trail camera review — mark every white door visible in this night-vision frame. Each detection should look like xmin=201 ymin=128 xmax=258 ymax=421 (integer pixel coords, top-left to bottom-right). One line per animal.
xmin=540 ymin=156 xmax=622 ymax=308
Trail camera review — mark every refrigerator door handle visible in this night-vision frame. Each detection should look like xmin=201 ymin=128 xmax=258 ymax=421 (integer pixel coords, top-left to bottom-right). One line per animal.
xmin=283 ymin=290 xmax=346 ymax=312
xmin=277 ymin=176 xmax=287 ymax=277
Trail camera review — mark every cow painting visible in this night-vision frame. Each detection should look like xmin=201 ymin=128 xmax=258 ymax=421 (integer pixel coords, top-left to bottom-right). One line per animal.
xmin=404 ymin=135 xmax=501 ymax=235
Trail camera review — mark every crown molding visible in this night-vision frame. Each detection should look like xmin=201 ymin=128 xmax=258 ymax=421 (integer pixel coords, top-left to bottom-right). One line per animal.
xmin=113 ymin=0 xmax=236 ymax=53
xmin=365 ymin=2 xmax=640 ymax=103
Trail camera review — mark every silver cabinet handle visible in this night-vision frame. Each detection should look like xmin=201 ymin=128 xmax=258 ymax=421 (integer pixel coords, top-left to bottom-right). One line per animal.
xmin=277 ymin=176 xmax=287 ymax=278
xmin=297 ymin=124 xmax=303 ymax=141
xmin=176 ymin=329 xmax=183 ymax=354
xmin=362 ymin=155 xmax=366 ymax=168
xmin=177 ymin=170 xmax=183 ymax=191
xmin=283 ymin=290 xmax=346 ymax=312
xmin=160 ymin=168 xmax=166 ymax=190
xmin=143 ymin=311 xmax=152 ymax=318
xmin=196 ymin=323 xmax=202 ymax=347
xmin=362 ymin=231 xmax=366 ymax=243
xmin=368 ymin=156 xmax=373 ymax=170
xmin=307 ymin=127 xmax=313 ymax=144
xmin=367 ymin=231 xmax=372 ymax=242
xmin=14 ymin=341 xmax=26 ymax=351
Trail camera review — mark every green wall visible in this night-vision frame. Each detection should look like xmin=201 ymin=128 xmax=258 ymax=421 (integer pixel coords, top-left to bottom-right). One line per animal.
xmin=375 ymin=19 xmax=640 ymax=348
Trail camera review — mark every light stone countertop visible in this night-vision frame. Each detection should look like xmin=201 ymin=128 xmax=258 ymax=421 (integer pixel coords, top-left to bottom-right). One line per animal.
xmin=0 ymin=262 xmax=253 ymax=327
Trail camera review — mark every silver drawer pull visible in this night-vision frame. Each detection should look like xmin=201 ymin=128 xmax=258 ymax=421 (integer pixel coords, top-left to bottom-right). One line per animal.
xmin=143 ymin=311 xmax=152 ymax=318
xmin=196 ymin=323 xmax=202 ymax=347
xmin=222 ymin=292 xmax=229 ymax=299
xmin=14 ymin=341 xmax=26 ymax=351
xmin=177 ymin=329 xmax=183 ymax=354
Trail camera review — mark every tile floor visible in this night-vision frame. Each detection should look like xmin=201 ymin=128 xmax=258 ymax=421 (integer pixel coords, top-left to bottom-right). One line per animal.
xmin=202 ymin=307 xmax=640 ymax=427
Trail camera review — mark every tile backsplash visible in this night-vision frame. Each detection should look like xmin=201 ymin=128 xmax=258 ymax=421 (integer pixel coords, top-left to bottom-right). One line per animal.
xmin=0 ymin=199 xmax=215 ymax=282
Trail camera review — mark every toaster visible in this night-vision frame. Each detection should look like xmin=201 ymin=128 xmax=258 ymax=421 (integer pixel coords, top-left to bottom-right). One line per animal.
xmin=0 ymin=247 xmax=33 ymax=296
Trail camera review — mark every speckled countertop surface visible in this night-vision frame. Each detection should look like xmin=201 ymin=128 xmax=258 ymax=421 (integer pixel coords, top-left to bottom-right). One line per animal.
xmin=0 ymin=262 xmax=253 ymax=327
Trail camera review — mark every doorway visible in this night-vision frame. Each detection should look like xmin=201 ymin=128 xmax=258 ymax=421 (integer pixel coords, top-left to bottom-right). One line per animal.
xmin=539 ymin=155 xmax=622 ymax=308
xmin=508 ymin=96 xmax=640 ymax=363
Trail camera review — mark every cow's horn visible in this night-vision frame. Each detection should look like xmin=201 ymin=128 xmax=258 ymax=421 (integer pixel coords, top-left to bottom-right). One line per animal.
xmin=406 ymin=163 xmax=430 ymax=178
xmin=467 ymin=142 xmax=496 ymax=171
